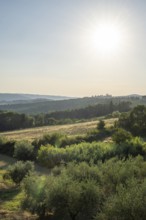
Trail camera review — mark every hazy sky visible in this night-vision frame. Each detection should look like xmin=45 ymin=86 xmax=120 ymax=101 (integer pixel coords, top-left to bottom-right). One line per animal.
xmin=0 ymin=0 xmax=146 ymax=97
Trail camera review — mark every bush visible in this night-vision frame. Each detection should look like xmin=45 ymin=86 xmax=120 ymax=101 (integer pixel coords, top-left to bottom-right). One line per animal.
xmin=59 ymin=135 xmax=85 ymax=148
xmin=112 ymin=111 xmax=121 ymax=118
xmin=37 ymin=142 xmax=115 ymax=168
xmin=33 ymin=133 xmax=64 ymax=148
xmin=22 ymin=158 xmax=146 ymax=219
xmin=117 ymin=105 xmax=146 ymax=136
xmin=115 ymin=137 xmax=146 ymax=159
xmin=97 ymin=178 xmax=146 ymax=220
xmin=22 ymin=163 xmax=103 ymax=220
xmin=14 ymin=141 xmax=35 ymax=161
xmin=97 ymin=120 xmax=105 ymax=130
xmin=100 ymin=156 xmax=146 ymax=195
xmin=85 ymin=128 xmax=113 ymax=143
xmin=112 ymin=128 xmax=132 ymax=144
xmin=0 ymin=136 xmax=15 ymax=156
xmin=22 ymin=174 xmax=47 ymax=218
xmin=4 ymin=161 xmax=34 ymax=185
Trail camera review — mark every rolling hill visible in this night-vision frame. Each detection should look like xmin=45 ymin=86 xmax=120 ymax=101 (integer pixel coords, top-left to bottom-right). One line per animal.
xmin=0 ymin=93 xmax=73 ymax=105
xmin=0 ymin=94 xmax=145 ymax=114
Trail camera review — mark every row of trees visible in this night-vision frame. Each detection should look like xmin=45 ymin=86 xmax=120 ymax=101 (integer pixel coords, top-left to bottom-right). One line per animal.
xmin=46 ymin=101 xmax=131 ymax=120
xmin=0 ymin=111 xmax=34 ymax=131
xmin=0 ymin=101 xmax=131 ymax=131
xmin=0 ymin=111 xmax=73 ymax=131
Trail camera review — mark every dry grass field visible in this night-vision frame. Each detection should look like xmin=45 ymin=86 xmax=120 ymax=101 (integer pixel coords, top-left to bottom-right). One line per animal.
xmin=0 ymin=118 xmax=116 ymax=141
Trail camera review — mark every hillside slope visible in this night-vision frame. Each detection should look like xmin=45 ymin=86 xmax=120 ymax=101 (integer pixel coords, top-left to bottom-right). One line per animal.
xmin=0 ymin=95 xmax=145 ymax=114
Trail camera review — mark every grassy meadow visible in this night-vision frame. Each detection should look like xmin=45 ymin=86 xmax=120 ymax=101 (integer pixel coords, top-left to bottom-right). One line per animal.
xmin=0 ymin=118 xmax=116 ymax=141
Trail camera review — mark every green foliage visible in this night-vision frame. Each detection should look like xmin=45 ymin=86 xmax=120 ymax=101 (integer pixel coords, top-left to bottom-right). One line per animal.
xmin=97 ymin=120 xmax=105 ymax=130
xmin=112 ymin=111 xmax=121 ymax=118
xmin=0 ymin=136 xmax=7 ymax=145
xmin=63 ymin=162 xmax=101 ymax=182
xmin=0 ymin=136 xmax=15 ymax=156
xmin=129 ymin=105 xmax=146 ymax=135
xmin=23 ymin=162 xmax=103 ymax=220
xmin=22 ymin=174 xmax=47 ymax=218
xmin=115 ymin=137 xmax=146 ymax=159
xmin=85 ymin=128 xmax=112 ymax=142
xmin=33 ymin=133 xmax=64 ymax=148
xmin=59 ymin=135 xmax=84 ymax=148
xmin=97 ymin=178 xmax=146 ymax=220
xmin=47 ymin=178 xmax=101 ymax=220
xmin=100 ymin=156 xmax=146 ymax=195
xmin=117 ymin=105 xmax=146 ymax=136
xmin=46 ymin=101 xmax=131 ymax=120
xmin=37 ymin=144 xmax=64 ymax=168
xmin=14 ymin=141 xmax=35 ymax=161
xmin=4 ymin=161 xmax=34 ymax=185
xmin=0 ymin=111 xmax=34 ymax=131
xmin=37 ymin=142 xmax=115 ymax=168
xmin=22 ymin=157 xmax=146 ymax=219
xmin=34 ymin=128 xmax=112 ymax=150
xmin=37 ymin=134 xmax=146 ymax=169
xmin=112 ymin=128 xmax=132 ymax=144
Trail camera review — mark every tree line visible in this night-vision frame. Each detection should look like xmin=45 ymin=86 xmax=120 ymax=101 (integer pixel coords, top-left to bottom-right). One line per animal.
xmin=0 ymin=101 xmax=131 ymax=131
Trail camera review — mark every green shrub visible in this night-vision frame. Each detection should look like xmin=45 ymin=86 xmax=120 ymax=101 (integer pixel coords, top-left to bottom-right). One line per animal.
xmin=14 ymin=140 xmax=35 ymax=161
xmin=0 ymin=136 xmax=7 ymax=145
xmin=112 ymin=111 xmax=121 ymax=118
xmin=22 ymin=163 xmax=103 ymax=220
xmin=37 ymin=144 xmax=67 ymax=168
xmin=37 ymin=142 xmax=115 ymax=168
xmin=22 ymin=158 xmax=146 ymax=219
xmin=97 ymin=178 xmax=146 ymax=220
xmin=112 ymin=128 xmax=132 ymax=144
xmin=0 ymin=136 xmax=15 ymax=156
xmin=22 ymin=174 xmax=47 ymax=218
xmin=97 ymin=120 xmax=105 ymax=130
xmin=85 ymin=128 xmax=112 ymax=142
xmin=4 ymin=161 xmax=34 ymax=185
xmin=100 ymin=156 xmax=146 ymax=195
xmin=64 ymin=162 xmax=101 ymax=183
xmin=33 ymin=133 xmax=64 ymax=148
xmin=117 ymin=105 xmax=146 ymax=136
xmin=59 ymin=135 xmax=84 ymax=148
xmin=115 ymin=137 xmax=146 ymax=159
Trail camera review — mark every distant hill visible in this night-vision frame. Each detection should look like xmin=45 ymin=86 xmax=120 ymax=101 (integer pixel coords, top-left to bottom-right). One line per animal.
xmin=0 ymin=93 xmax=73 ymax=105
xmin=0 ymin=94 xmax=145 ymax=114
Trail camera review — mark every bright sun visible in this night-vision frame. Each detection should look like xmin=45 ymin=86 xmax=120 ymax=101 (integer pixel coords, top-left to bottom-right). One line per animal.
xmin=93 ymin=23 xmax=122 ymax=54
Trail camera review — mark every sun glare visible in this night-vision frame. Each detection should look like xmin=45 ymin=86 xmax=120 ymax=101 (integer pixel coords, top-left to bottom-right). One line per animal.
xmin=93 ymin=23 xmax=122 ymax=54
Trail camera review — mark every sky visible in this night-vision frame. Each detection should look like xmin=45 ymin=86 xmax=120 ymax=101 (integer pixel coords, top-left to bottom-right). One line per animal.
xmin=0 ymin=0 xmax=146 ymax=97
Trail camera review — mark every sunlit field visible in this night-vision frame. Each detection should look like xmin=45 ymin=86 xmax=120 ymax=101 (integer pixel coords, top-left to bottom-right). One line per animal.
xmin=0 ymin=118 xmax=116 ymax=141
